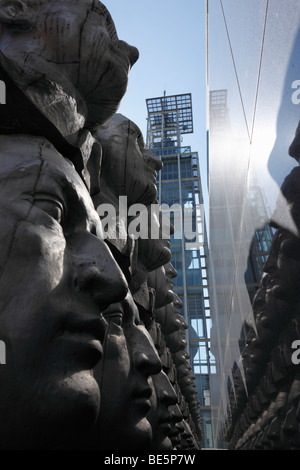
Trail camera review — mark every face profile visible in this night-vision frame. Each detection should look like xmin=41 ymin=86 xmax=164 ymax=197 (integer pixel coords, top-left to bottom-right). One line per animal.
xmin=0 ymin=0 xmax=202 ymax=452
xmin=148 ymin=370 xmax=178 ymax=450
xmin=138 ymin=213 xmax=173 ymax=272
xmin=0 ymin=135 xmax=128 ymax=449
xmin=148 ymin=262 xmax=176 ymax=309
xmin=93 ymin=113 xmax=162 ymax=209
xmin=0 ymin=0 xmax=139 ymax=126
xmin=94 ymin=292 xmax=162 ymax=450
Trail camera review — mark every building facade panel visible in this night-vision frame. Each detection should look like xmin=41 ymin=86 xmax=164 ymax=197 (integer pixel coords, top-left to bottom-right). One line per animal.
xmin=207 ymin=0 xmax=300 ymax=448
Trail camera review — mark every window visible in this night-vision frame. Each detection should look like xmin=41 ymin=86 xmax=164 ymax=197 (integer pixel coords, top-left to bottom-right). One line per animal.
xmin=185 ymin=249 xmax=202 ymax=286
xmin=161 ymin=159 xmax=178 ymax=180
xmin=180 ymin=158 xmax=193 ymax=178
xmin=171 ymin=247 xmax=183 ymax=287
xmin=161 ymin=181 xmax=180 ymax=206
xmin=181 ymin=181 xmax=195 ymax=205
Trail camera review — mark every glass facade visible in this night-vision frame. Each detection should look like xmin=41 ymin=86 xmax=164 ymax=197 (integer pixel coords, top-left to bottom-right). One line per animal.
xmin=146 ymin=94 xmax=214 ymax=448
xmin=207 ymin=0 xmax=300 ymax=449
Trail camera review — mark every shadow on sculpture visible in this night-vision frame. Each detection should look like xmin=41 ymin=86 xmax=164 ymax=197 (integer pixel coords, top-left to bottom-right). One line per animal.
xmin=0 ymin=0 xmax=202 ymax=450
xmin=0 ymin=135 xmax=128 ymax=449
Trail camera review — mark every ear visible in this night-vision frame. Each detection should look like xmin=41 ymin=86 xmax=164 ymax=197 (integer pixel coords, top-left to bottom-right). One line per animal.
xmin=0 ymin=1 xmax=29 ymax=22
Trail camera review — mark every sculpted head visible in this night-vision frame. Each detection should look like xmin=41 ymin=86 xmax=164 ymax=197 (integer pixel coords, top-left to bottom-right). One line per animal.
xmin=154 ymin=293 xmax=184 ymax=334
xmin=93 ymin=113 xmax=161 ymax=209
xmin=137 ymin=212 xmax=173 ymax=272
xmin=148 ymin=370 xmax=178 ymax=450
xmin=147 ymin=262 xmax=176 ymax=309
xmin=0 ymin=0 xmax=139 ymax=126
xmin=94 ymin=292 xmax=162 ymax=450
xmin=93 ymin=113 xmax=162 ymax=259
xmin=0 ymin=135 xmax=128 ymax=449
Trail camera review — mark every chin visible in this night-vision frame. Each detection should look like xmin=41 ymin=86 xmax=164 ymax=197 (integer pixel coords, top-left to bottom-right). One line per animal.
xmin=152 ymin=436 xmax=173 ymax=451
xmin=56 ymin=371 xmax=100 ymax=422
xmin=86 ymin=74 xmax=129 ymax=126
xmin=123 ymin=417 xmax=153 ymax=450
xmin=0 ymin=371 xmax=101 ymax=450
xmin=35 ymin=371 xmax=101 ymax=448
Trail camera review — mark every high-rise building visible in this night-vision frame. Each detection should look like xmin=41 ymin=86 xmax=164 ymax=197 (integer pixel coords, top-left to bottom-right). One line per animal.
xmin=146 ymin=93 xmax=214 ymax=448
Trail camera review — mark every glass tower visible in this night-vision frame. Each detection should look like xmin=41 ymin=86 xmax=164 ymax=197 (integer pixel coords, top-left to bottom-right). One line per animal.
xmin=146 ymin=93 xmax=214 ymax=448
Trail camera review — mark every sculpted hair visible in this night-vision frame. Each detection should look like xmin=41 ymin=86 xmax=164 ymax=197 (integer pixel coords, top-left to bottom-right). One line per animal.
xmin=0 ymin=0 xmax=119 ymax=41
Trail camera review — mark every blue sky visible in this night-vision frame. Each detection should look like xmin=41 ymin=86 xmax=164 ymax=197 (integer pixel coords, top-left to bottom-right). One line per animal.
xmin=104 ymin=0 xmax=208 ymax=204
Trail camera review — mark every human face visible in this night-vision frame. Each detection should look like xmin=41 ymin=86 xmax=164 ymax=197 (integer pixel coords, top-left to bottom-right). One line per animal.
xmin=0 ymin=135 xmax=128 ymax=449
xmin=257 ymin=228 xmax=300 ymax=331
xmin=166 ymin=299 xmax=187 ymax=335
xmin=138 ymin=213 xmax=172 ymax=272
xmin=148 ymin=262 xmax=176 ymax=309
xmin=0 ymin=0 xmax=138 ymax=125
xmin=95 ymin=293 xmax=162 ymax=450
xmin=264 ymin=228 xmax=300 ymax=297
xmin=154 ymin=296 xmax=185 ymax=335
xmin=168 ymin=404 xmax=184 ymax=449
xmin=93 ymin=114 xmax=161 ymax=208
xmin=148 ymin=371 xmax=178 ymax=450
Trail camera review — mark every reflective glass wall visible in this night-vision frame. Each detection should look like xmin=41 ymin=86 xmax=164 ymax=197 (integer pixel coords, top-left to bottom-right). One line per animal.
xmin=207 ymin=0 xmax=300 ymax=448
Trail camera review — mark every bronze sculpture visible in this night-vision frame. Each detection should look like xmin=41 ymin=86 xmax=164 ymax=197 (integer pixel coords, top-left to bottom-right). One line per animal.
xmin=0 ymin=0 xmax=202 ymax=450
xmin=0 ymin=135 xmax=128 ymax=449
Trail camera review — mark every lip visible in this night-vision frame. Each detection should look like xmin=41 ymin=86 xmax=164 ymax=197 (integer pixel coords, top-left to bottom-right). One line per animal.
xmin=149 ymin=168 xmax=158 ymax=183
xmin=173 ymin=306 xmax=182 ymax=314
xmin=169 ymin=425 xmax=180 ymax=439
xmin=132 ymin=385 xmax=153 ymax=415
xmin=102 ymin=302 xmax=124 ymax=318
xmin=132 ymin=397 xmax=152 ymax=415
xmin=160 ymin=422 xmax=172 ymax=435
xmin=56 ymin=313 xmax=107 ymax=367
xmin=59 ymin=334 xmax=103 ymax=368
xmin=60 ymin=313 xmax=107 ymax=341
xmin=161 ymin=238 xmax=171 ymax=248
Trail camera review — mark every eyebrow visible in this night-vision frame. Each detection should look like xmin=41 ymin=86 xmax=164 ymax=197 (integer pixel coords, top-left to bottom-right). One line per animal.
xmin=36 ymin=160 xmax=96 ymax=219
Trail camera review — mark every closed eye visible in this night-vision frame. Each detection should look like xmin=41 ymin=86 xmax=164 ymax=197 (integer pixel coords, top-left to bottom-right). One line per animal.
xmin=106 ymin=313 xmax=123 ymax=327
xmin=1 ymin=21 xmax=34 ymax=34
xmin=33 ymin=196 xmax=65 ymax=224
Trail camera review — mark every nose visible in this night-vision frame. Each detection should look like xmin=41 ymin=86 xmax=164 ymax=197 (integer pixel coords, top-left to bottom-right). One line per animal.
xmin=173 ymin=293 xmax=183 ymax=309
xmin=72 ymin=232 xmax=128 ymax=309
xmin=165 ymin=262 xmax=177 ymax=279
xmin=132 ymin=329 xmax=162 ymax=377
xmin=143 ymin=149 xmax=163 ymax=172
xmin=289 ymin=120 xmax=300 ymax=161
xmin=169 ymin=404 xmax=183 ymax=424
xmin=263 ymin=253 xmax=277 ymax=275
xmin=118 ymin=40 xmax=139 ymax=68
xmin=155 ymin=372 xmax=178 ymax=408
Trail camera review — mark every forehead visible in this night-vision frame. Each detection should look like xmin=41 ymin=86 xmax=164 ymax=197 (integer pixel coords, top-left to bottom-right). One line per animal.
xmin=28 ymin=0 xmax=118 ymax=39
xmin=96 ymin=114 xmax=142 ymax=141
xmin=0 ymin=136 xmax=74 ymax=181
xmin=0 ymin=136 xmax=97 ymax=215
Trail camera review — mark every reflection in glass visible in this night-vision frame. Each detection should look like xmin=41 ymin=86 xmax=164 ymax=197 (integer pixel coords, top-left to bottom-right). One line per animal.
xmin=208 ymin=0 xmax=300 ymax=449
